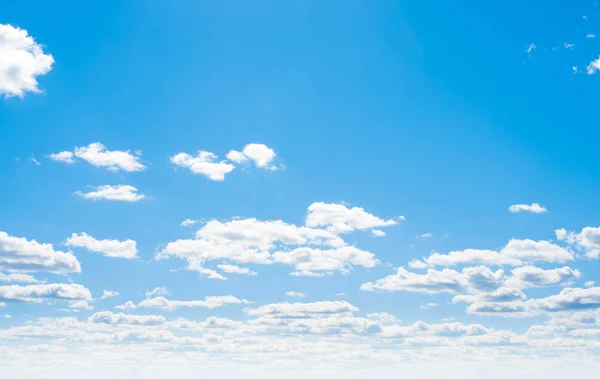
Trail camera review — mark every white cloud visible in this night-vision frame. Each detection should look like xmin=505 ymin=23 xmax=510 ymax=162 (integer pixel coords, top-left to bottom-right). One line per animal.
xmin=89 ymin=311 xmax=165 ymax=326
xmin=186 ymin=262 xmax=227 ymax=280
xmin=74 ymin=142 xmax=145 ymax=172
xmin=361 ymin=266 xmax=505 ymax=295
xmin=0 ymin=24 xmax=54 ymax=98
xmin=145 ymin=287 xmax=170 ymax=298
xmin=115 ymin=301 xmax=137 ymax=310
xmin=508 ymin=203 xmax=547 ymax=214
xmin=506 ymin=266 xmax=580 ymax=289
xmin=423 ymin=239 xmax=573 ymax=267
xmin=217 ymin=264 xmax=257 ymax=276
xmin=371 ymin=229 xmax=386 ymax=237
xmin=587 ymin=34 xmax=596 ymax=39
xmin=67 ymin=300 xmax=93 ymax=311
xmin=420 ymin=233 xmax=433 ymax=238
xmin=170 ymin=151 xmax=235 ymax=181
xmin=240 ymin=143 xmax=277 ymax=169
xmin=556 ymin=226 xmax=600 ymax=259
xmin=180 ymin=218 xmax=198 ymax=227
xmin=306 ymin=202 xmax=398 ymax=234
xmin=525 ymin=42 xmax=536 ymax=55
xmin=225 ymin=149 xmax=248 ymax=163
xmin=47 ymin=151 xmax=74 ymax=164
xmin=0 ymin=273 xmax=39 ymax=283
xmin=245 ymin=301 xmax=358 ymax=317
xmin=587 ymin=56 xmax=600 ymax=74
xmin=65 ymin=233 xmax=137 ymax=259
xmin=138 ymin=295 xmax=246 ymax=311
xmin=585 ymin=281 xmax=595 ymax=287
xmin=285 ymin=291 xmax=306 ymax=298
xmin=273 ymin=246 xmax=377 ymax=276
xmin=408 ymin=259 xmax=428 ymax=269
xmin=74 ymin=185 xmax=146 ymax=202
xmin=0 ymin=231 xmax=81 ymax=273
xmin=99 ymin=290 xmax=119 ymax=300
xmin=0 ymin=283 xmax=91 ymax=303
xmin=420 ymin=303 xmax=440 ymax=310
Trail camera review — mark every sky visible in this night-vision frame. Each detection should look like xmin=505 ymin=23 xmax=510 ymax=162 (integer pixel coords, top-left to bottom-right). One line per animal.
xmin=2 ymin=1 xmax=600 ymax=378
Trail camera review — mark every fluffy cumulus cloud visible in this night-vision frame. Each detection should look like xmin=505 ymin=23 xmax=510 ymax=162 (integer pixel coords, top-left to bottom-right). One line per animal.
xmin=361 ymin=266 xmax=506 ymax=295
xmin=216 ymin=264 xmax=257 ymax=276
xmin=99 ymin=290 xmax=119 ymax=300
xmin=587 ymin=56 xmax=600 ymax=74
xmin=170 ymin=151 xmax=235 ymax=181
xmin=49 ymin=143 xmax=146 ymax=172
xmin=505 ymin=266 xmax=580 ymax=289
xmin=74 ymin=185 xmax=146 ymax=202
xmin=89 ymin=311 xmax=165 ymax=326
xmin=556 ymin=226 xmax=600 ymax=259
xmin=65 ymin=233 xmax=138 ymax=259
xmin=138 ymin=295 xmax=247 ymax=311
xmin=0 ymin=231 xmax=81 ymax=273
xmin=0 ymin=273 xmax=39 ymax=283
xmin=0 ymin=283 xmax=91 ymax=303
xmin=0 ymin=24 xmax=54 ymax=98
xmin=227 ymin=143 xmax=278 ymax=170
xmin=306 ymin=202 xmax=398 ymax=234
xmin=420 ymin=239 xmax=573 ymax=268
xmin=508 ymin=203 xmax=548 ymax=213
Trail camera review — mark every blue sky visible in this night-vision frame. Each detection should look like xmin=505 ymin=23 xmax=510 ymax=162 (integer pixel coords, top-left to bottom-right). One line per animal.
xmin=2 ymin=1 xmax=600 ymax=378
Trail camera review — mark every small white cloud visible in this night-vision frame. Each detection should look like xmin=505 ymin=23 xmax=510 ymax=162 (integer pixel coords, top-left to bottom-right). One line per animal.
xmin=139 ymin=295 xmax=246 ymax=311
xmin=420 ymin=303 xmax=440 ymax=310
xmin=372 ymin=230 xmax=386 ymax=237
xmin=408 ymin=259 xmax=428 ymax=269
xmin=65 ymin=233 xmax=137 ymax=259
xmin=564 ymin=42 xmax=575 ymax=50
xmin=180 ymin=218 xmax=198 ymax=227
xmin=306 ymin=202 xmax=398 ymax=234
xmin=3 ymin=314 xmax=11 ymax=319
xmin=74 ymin=185 xmax=146 ymax=202
xmin=48 ymin=151 xmax=75 ymax=164
xmin=0 ymin=24 xmax=54 ymax=98
xmin=587 ymin=56 xmax=600 ymax=74
xmin=240 ymin=143 xmax=278 ymax=170
xmin=334 ymin=292 xmax=345 ymax=297
xmin=99 ymin=290 xmax=119 ymax=300
xmin=225 ymin=149 xmax=248 ymax=163
xmin=170 ymin=151 xmax=235 ymax=181
xmin=217 ymin=264 xmax=257 ymax=276
xmin=585 ymin=281 xmax=595 ymax=287
xmin=526 ymin=42 xmax=536 ymax=55
xmin=587 ymin=34 xmax=596 ymax=39
xmin=508 ymin=203 xmax=547 ymax=214
xmin=115 ymin=301 xmax=137 ymax=310
xmin=285 ymin=291 xmax=306 ymax=298
xmin=419 ymin=233 xmax=433 ymax=239
xmin=145 ymin=287 xmax=170 ymax=298
xmin=72 ymin=142 xmax=146 ymax=172
xmin=30 ymin=156 xmax=41 ymax=166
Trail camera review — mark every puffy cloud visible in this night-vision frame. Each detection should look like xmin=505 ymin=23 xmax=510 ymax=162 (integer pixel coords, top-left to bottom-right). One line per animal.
xmin=65 ymin=233 xmax=137 ymax=259
xmin=272 ymin=246 xmax=377 ymax=275
xmin=371 ymin=230 xmax=386 ymax=237
xmin=180 ymin=218 xmax=198 ymax=227
xmin=67 ymin=300 xmax=93 ymax=311
xmin=72 ymin=143 xmax=145 ymax=172
xmin=0 ymin=283 xmax=91 ymax=303
xmin=47 ymin=151 xmax=74 ymax=164
xmin=420 ymin=303 xmax=439 ymax=310
xmin=99 ymin=290 xmax=119 ymax=300
xmin=245 ymin=301 xmax=358 ymax=317
xmin=361 ymin=266 xmax=505 ymax=295
xmin=74 ymin=185 xmax=146 ymax=202
xmin=0 ymin=231 xmax=81 ymax=273
xmin=114 ymin=301 xmax=137 ymax=311
xmin=216 ymin=264 xmax=257 ymax=276
xmin=506 ymin=266 xmax=580 ymax=289
xmin=138 ymin=295 xmax=246 ymax=311
xmin=89 ymin=311 xmax=165 ymax=326
xmin=587 ymin=56 xmax=600 ymax=74
xmin=423 ymin=239 xmax=573 ymax=267
xmin=145 ymin=287 xmax=170 ymax=298
xmin=227 ymin=143 xmax=278 ymax=170
xmin=0 ymin=24 xmax=54 ymax=98
xmin=170 ymin=151 xmax=235 ymax=181
xmin=185 ymin=262 xmax=227 ymax=280
xmin=285 ymin=291 xmax=306 ymax=298
xmin=306 ymin=202 xmax=398 ymax=234
xmin=0 ymin=273 xmax=39 ymax=283
xmin=508 ymin=203 xmax=548 ymax=214
xmin=467 ymin=287 xmax=600 ymax=317
xmin=556 ymin=226 xmax=600 ymax=259
xmin=419 ymin=233 xmax=433 ymax=238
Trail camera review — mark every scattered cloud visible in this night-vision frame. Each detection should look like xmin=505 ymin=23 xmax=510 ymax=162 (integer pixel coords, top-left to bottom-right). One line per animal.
xmin=0 ymin=231 xmax=81 ymax=273
xmin=65 ymin=233 xmax=137 ymax=259
xmin=0 ymin=283 xmax=91 ymax=303
xmin=48 ymin=151 xmax=75 ymax=164
xmin=285 ymin=291 xmax=306 ymax=298
xmin=180 ymin=218 xmax=198 ymax=227
xmin=170 ymin=151 xmax=235 ymax=181
xmin=74 ymin=185 xmax=146 ymax=202
xmin=0 ymin=24 xmax=54 ymax=98
xmin=138 ymin=295 xmax=247 ymax=311
xmin=0 ymin=273 xmax=40 ymax=283
xmin=50 ymin=143 xmax=146 ymax=172
xmin=556 ymin=226 xmax=600 ymax=259
xmin=420 ymin=302 xmax=440 ymax=310
xmin=306 ymin=202 xmax=398 ymax=234
xmin=99 ymin=290 xmax=119 ymax=300
xmin=216 ymin=264 xmax=257 ymax=276
xmin=508 ymin=203 xmax=547 ymax=214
